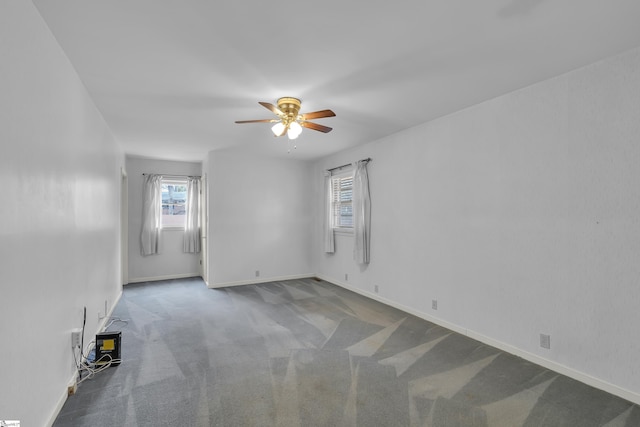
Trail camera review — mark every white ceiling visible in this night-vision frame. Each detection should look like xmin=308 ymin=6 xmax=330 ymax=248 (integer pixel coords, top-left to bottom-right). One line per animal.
xmin=33 ymin=0 xmax=640 ymax=162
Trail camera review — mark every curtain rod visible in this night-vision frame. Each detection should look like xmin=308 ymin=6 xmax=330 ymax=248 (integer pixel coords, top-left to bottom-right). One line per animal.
xmin=327 ymin=157 xmax=371 ymax=172
xmin=142 ymin=173 xmax=201 ymax=178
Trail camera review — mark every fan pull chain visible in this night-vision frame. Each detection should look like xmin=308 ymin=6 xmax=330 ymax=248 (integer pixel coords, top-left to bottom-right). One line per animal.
xmin=286 ymin=141 xmax=298 ymax=154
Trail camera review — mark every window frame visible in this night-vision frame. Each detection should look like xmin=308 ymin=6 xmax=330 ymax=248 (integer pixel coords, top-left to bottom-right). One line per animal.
xmin=160 ymin=178 xmax=189 ymax=230
xmin=331 ymin=169 xmax=354 ymax=234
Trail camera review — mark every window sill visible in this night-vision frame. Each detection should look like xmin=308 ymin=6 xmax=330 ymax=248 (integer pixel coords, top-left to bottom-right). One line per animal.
xmin=162 ymin=226 xmax=185 ymax=231
xmin=334 ymin=228 xmax=353 ymax=236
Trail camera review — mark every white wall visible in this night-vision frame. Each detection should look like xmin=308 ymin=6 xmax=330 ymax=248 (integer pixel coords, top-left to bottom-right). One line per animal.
xmin=0 ymin=2 xmax=124 ymax=426
xmin=207 ymin=149 xmax=313 ymax=286
xmin=126 ymin=156 xmax=202 ymax=283
xmin=313 ymin=46 xmax=640 ymax=403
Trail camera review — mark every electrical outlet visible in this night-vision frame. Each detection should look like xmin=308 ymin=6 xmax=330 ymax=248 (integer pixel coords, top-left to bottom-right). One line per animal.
xmin=345 ymin=273 xmax=348 ymax=281
xmin=255 ymin=270 xmax=260 ymax=277
xmin=540 ymin=334 xmax=551 ymax=349
xmin=432 ymin=300 xmax=438 ymax=310
xmin=374 ymin=285 xmax=379 ymax=293
xmin=71 ymin=328 xmax=82 ymax=348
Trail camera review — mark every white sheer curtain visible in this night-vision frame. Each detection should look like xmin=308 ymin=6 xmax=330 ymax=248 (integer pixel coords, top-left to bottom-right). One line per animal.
xmin=353 ymin=160 xmax=371 ymax=264
xmin=324 ymin=171 xmax=335 ymax=253
xmin=183 ymin=176 xmax=201 ymax=253
xmin=140 ymin=174 xmax=163 ymax=256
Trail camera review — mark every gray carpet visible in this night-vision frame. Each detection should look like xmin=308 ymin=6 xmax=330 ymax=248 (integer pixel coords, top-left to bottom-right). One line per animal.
xmin=53 ymin=277 xmax=640 ymax=426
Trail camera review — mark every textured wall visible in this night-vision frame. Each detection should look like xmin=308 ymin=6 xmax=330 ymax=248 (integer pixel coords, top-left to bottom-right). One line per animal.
xmin=207 ymin=150 xmax=313 ymax=286
xmin=0 ymin=2 xmax=124 ymax=425
xmin=313 ymin=46 xmax=640 ymax=402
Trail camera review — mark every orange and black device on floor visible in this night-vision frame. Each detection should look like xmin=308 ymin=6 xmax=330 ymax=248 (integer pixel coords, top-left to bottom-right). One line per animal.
xmin=95 ymin=331 xmax=121 ymax=366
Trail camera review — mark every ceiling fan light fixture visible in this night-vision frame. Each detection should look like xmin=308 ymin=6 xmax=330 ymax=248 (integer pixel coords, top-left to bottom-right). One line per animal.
xmin=236 ymin=97 xmax=334 ymax=147
xmin=271 ymin=122 xmax=285 ymax=136
xmin=287 ymin=121 xmax=302 ymax=139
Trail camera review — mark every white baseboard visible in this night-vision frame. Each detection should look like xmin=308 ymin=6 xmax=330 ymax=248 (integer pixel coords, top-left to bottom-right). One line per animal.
xmin=208 ymin=273 xmax=315 ymax=289
xmin=317 ymin=274 xmax=640 ymax=406
xmin=47 ymin=289 xmax=124 ymax=427
xmin=47 ymin=374 xmax=75 ymax=427
xmin=126 ymin=272 xmax=201 ymax=284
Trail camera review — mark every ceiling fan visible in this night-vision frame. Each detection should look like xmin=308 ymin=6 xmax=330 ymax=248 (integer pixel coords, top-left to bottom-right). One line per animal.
xmin=235 ymin=97 xmax=335 ymax=140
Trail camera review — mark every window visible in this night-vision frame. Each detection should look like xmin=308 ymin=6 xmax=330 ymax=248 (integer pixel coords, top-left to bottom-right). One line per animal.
xmin=332 ymin=172 xmax=353 ymax=229
xmin=161 ymin=179 xmax=188 ymax=228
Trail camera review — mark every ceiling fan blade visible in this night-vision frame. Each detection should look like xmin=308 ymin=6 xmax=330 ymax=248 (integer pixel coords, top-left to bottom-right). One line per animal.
xmin=300 ymin=121 xmax=333 ymax=133
xmin=259 ymin=102 xmax=284 ymax=116
xmin=300 ymin=109 xmax=336 ymax=120
xmin=235 ymin=119 xmax=278 ymax=124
